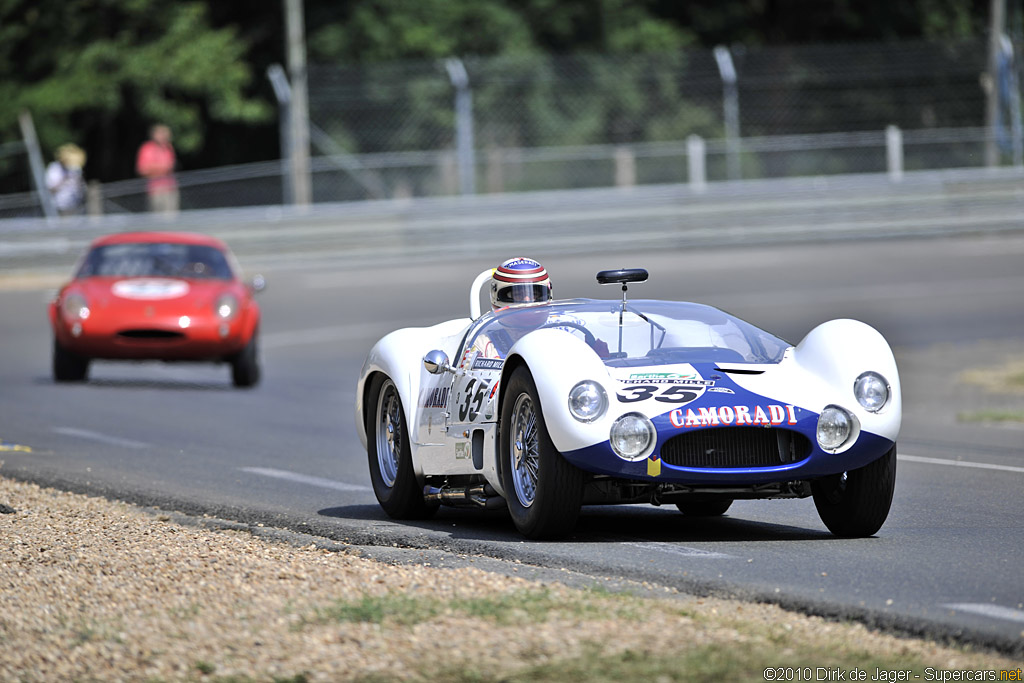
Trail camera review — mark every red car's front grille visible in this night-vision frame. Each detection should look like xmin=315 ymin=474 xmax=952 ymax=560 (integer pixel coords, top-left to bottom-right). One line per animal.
xmin=116 ymin=329 xmax=187 ymax=341
xmin=660 ymin=427 xmax=811 ymax=469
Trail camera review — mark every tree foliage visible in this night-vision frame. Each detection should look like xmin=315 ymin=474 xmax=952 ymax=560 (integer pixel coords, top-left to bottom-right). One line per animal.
xmin=0 ymin=0 xmax=998 ymax=188
xmin=0 ymin=0 xmax=269 ymax=184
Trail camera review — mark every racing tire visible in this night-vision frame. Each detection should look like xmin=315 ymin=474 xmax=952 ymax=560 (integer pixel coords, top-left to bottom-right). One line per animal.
xmin=53 ymin=339 xmax=89 ymax=383
xmin=675 ymin=499 xmax=733 ymax=517
xmin=230 ymin=336 xmax=261 ymax=388
xmin=366 ymin=374 xmax=438 ymax=520
xmin=811 ymin=444 xmax=897 ymax=538
xmin=499 ymin=366 xmax=585 ymax=539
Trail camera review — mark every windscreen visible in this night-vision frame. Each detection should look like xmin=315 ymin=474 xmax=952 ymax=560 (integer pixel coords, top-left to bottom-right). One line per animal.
xmin=465 ymin=299 xmax=789 ymax=365
xmin=76 ymin=243 xmax=235 ymax=280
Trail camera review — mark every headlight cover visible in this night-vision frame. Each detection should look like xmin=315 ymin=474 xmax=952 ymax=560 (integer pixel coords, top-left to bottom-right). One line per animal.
xmin=854 ymin=371 xmax=889 ymax=412
xmin=215 ymin=293 xmax=240 ymax=320
xmin=609 ymin=412 xmax=656 ymax=461
xmin=817 ymin=405 xmax=853 ymax=451
xmin=62 ymin=293 xmax=90 ymax=321
xmin=568 ymin=380 xmax=608 ymax=423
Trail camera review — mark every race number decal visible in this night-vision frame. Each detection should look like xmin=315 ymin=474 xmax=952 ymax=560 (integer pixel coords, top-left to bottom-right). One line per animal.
xmin=458 ymin=379 xmax=490 ymax=422
xmin=111 ymin=278 xmax=189 ymax=300
xmin=617 ymin=384 xmax=700 ymax=404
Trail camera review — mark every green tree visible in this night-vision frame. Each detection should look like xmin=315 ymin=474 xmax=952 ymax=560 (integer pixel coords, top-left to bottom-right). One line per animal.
xmin=308 ymin=0 xmax=536 ymax=62
xmin=304 ymin=0 xmax=705 ymax=158
xmin=0 ymin=0 xmax=270 ymax=186
xmin=306 ymin=0 xmax=697 ymax=62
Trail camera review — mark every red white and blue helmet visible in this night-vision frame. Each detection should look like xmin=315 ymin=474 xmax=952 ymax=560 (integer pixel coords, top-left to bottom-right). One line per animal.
xmin=490 ymin=257 xmax=552 ymax=311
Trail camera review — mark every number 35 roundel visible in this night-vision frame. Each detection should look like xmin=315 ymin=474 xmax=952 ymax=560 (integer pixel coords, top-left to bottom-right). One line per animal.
xmin=458 ymin=379 xmax=490 ymax=421
xmin=616 ymin=384 xmax=700 ymax=405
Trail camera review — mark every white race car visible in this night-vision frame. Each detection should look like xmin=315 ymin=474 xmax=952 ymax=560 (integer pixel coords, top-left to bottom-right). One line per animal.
xmin=356 ymin=268 xmax=901 ymax=539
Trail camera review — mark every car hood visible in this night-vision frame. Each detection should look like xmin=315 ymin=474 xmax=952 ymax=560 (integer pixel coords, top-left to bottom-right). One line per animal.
xmin=68 ymin=276 xmax=240 ymax=314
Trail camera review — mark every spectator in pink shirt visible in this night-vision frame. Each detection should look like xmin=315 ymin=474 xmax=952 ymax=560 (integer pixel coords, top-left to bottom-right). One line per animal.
xmin=136 ymin=124 xmax=178 ymax=216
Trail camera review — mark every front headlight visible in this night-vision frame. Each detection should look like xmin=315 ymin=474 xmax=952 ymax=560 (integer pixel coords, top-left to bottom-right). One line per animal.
xmin=817 ymin=405 xmax=853 ymax=451
xmin=854 ymin=371 xmax=889 ymax=413
xmin=62 ymin=293 xmax=90 ymax=321
xmin=610 ymin=412 xmax=656 ymax=461
xmin=568 ymin=380 xmax=608 ymax=423
xmin=215 ymin=293 xmax=240 ymax=321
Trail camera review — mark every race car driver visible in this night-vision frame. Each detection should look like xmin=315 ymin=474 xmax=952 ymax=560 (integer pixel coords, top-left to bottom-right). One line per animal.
xmin=475 ymin=257 xmax=609 ymax=358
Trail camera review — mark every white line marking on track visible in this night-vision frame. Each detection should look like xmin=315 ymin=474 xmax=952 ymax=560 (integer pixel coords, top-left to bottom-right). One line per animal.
xmin=53 ymin=427 xmax=150 ymax=449
xmin=240 ymin=466 xmax=372 ymax=492
xmin=622 ymin=541 xmax=734 ymax=559
xmin=940 ymin=603 xmax=1024 ymax=624
xmin=898 ymin=453 xmax=1024 ymax=474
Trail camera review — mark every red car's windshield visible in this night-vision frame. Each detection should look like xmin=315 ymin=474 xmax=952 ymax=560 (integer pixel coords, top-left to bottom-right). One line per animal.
xmin=76 ymin=243 xmax=235 ymax=280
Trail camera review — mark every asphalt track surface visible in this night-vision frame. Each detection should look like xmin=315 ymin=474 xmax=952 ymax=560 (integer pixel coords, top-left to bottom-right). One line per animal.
xmin=1 ymin=233 xmax=1022 ymax=654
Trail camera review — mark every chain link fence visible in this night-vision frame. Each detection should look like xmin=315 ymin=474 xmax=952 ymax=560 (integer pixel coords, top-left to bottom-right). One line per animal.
xmin=2 ymin=38 xmax=1019 ymax=219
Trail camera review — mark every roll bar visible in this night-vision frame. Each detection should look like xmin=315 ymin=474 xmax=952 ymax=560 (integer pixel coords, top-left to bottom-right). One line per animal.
xmin=470 ymin=268 xmax=495 ymax=320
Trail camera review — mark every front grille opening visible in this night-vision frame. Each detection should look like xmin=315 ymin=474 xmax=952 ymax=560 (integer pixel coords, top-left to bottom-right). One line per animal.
xmin=661 ymin=427 xmax=811 ymax=469
xmin=117 ymin=329 xmax=186 ymax=340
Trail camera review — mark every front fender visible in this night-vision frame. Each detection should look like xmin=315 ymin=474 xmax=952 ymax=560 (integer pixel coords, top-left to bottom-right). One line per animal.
xmin=502 ymin=329 xmax=617 ymax=453
xmin=724 ymin=319 xmax=901 ymax=444
xmin=239 ymin=300 xmax=260 ymax=347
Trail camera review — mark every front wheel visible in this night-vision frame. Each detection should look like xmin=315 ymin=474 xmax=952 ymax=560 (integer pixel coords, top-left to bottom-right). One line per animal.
xmin=53 ymin=339 xmax=89 ymax=382
xmin=499 ymin=366 xmax=584 ymax=539
xmin=366 ymin=374 xmax=437 ymax=520
xmin=812 ymin=444 xmax=897 ymax=537
xmin=231 ymin=336 xmax=261 ymax=388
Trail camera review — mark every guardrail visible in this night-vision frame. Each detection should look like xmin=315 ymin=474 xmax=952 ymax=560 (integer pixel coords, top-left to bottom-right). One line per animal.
xmin=3 ymin=165 xmax=1023 ymax=276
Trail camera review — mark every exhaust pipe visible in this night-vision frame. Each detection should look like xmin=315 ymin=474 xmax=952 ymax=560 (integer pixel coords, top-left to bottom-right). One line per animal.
xmin=424 ymin=483 xmax=505 ymax=509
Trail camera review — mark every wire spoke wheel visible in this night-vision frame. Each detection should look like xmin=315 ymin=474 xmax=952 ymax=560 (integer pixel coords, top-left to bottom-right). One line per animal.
xmin=375 ymin=380 xmax=402 ymax=487
xmin=499 ymin=366 xmax=585 ymax=539
xmin=366 ymin=374 xmax=437 ymax=520
xmin=510 ymin=393 xmax=540 ymax=508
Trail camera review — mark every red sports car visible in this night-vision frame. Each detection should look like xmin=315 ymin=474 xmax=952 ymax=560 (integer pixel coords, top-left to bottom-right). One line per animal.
xmin=49 ymin=231 xmax=263 ymax=387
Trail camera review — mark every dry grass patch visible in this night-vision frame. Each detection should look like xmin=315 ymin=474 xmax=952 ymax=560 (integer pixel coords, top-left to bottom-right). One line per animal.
xmin=959 ymin=360 xmax=1024 ymax=395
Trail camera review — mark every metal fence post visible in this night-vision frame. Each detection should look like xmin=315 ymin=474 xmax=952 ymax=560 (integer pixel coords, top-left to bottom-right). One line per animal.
xmin=445 ymin=57 xmax=476 ymax=195
xmin=615 ymin=146 xmax=636 ymax=187
xmin=17 ymin=110 xmax=57 ymax=220
xmin=713 ymin=46 xmax=741 ymax=181
xmin=886 ymin=125 xmax=904 ymax=182
xmin=687 ymin=134 xmax=707 ymax=192
xmin=266 ymin=64 xmax=294 ymax=206
xmin=985 ymin=0 xmax=1006 ymax=167
xmin=86 ymin=180 xmax=103 ymax=217
xmin=284 ymin=0 xmax=311 ymax=207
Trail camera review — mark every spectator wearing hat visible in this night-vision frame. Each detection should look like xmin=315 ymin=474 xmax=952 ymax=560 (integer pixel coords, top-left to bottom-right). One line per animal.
xmin=45 ymin=144 xmax=87 ymax=216
xmin=136 ymin=124 xmax=179 ymax=216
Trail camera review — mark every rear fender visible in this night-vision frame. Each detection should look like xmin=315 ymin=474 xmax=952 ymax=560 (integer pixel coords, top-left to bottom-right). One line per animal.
xmin=355 ymin=319 xmax=470 ymax=450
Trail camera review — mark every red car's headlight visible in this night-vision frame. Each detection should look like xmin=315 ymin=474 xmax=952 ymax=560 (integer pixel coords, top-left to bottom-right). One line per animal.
xmin=62 ymin=293 xmax=90 ymax=321
xmin=215 ymin=293 xmax=240 ymax=321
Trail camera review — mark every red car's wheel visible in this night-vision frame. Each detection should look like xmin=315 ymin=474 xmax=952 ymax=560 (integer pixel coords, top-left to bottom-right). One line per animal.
xmin=230 ymin=336 xmax=260 ymax=388
xmin=53 ymin=339 xmax=89 ymax=383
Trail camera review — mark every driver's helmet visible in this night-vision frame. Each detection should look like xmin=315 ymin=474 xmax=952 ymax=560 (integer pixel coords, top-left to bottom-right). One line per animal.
xmin=490 ymin=257 xmax=552 ymax=312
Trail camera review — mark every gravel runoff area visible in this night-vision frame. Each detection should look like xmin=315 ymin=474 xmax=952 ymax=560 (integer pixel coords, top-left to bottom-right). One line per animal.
xmin=1 ymin=475 xmax=1021 ymax=682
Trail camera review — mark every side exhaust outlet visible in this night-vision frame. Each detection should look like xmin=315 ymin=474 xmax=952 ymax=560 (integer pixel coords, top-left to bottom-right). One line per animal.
xmin=424 ymin=483 xmax=505 ymax=510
